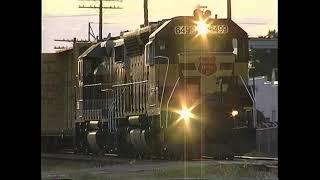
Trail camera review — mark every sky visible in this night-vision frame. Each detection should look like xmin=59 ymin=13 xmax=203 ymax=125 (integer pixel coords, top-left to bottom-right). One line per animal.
xmin=42 ymin=0 xmax=277 ymax=53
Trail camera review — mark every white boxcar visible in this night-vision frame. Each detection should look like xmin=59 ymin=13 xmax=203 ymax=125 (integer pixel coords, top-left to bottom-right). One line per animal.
xmin=249 ymin=74 xmax=278 ymax=122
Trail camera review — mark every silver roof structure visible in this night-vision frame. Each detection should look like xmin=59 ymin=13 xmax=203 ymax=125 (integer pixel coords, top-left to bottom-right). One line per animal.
xmin=78 ymin=42 xmax=104 ymax=59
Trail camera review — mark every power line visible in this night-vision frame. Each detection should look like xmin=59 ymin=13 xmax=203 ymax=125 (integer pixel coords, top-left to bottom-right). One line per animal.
xmin=54 ymin=38 xmax=89 ymax=43
xmin=78 ymin=0 xmax=123 ymax=2
xmin=87 ymin=22 xmax=116 ymax=41
xmin=79 ymin=0 xmax=123 ymax=41
xmin=54 ymin=46 xmax=73 ymax=50
xmin=238 ymin=23 xmax=267 ymax=25
xmin=89 ymin=22 xmax=116 ymax=24
xmin=78 ymin=5 xmax=122 ymax=9
xmin=42 ymin=14 xmax=97 ymax=18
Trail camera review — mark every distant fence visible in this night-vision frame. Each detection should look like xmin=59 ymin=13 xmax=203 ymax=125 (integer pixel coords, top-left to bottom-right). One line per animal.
xmin=256 ymin=127 xmax=278 ymax=157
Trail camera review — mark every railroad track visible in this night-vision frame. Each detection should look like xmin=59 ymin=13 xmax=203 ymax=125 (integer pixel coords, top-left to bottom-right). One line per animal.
xmin=234 ymin=155 xmax=278 ymax=161
xmin=42 ymin=153 xmax=130 ymax=164
xmin=42 ymin=152 xmax=277 ymax=165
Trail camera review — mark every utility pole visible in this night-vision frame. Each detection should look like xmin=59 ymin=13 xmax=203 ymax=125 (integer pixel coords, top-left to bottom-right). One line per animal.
xmin=144 ymin=0 xmax=148 ymax=26
xmin=79 ymin=0 xmax=123 ymax=41
xmin=54 ymin=38 xmax=89 ymax=43
xmin=88 ymin=22 xmax=115 ymax=42
xmin=249 ymin=47 xmax=256 ymax=96
xmin=99 ymin=0 xmax=103 ymax=41
xmin=88 ymin=22 xmax=94 ymax=41
xmin=227 ymin=0 xmax=231 ymax=20
xmin=249 ymin=47 xmax=257 ymax=128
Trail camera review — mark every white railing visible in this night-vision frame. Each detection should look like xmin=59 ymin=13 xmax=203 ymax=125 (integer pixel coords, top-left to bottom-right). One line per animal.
xmin=165 ymin=77 xmax=180 ymax=128
xmin=239 ymin=75 xmax=257 ymax=128
xmin=154 ymin=56 xmax=170 ymax=128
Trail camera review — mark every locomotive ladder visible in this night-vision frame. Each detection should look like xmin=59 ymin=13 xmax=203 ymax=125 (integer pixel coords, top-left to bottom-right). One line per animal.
xmin=102 ymin=86 xmax=127 ymax=133
xmin=102 ymin=80 xmax=149 ymax=132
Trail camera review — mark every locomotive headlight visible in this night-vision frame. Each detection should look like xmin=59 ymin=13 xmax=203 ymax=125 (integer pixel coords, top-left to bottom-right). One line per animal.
xmin=196 ymin=20 xmax=209 ymax=35
xmin=178 ymin=108 xmax=192 ymax=121
xmin=231 ymin=110 xmax=239 ymax=117
xmin=172 ymin=99 xmax=200 ymax=127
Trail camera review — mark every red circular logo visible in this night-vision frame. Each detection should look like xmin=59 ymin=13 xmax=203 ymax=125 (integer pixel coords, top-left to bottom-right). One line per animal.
xmin=198 ymin=56 xmax=217 ymax=76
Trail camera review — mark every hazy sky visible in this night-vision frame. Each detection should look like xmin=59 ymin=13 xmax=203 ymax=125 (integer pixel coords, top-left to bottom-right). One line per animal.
xmin=42 ymin=0 xmax=277 ymax=53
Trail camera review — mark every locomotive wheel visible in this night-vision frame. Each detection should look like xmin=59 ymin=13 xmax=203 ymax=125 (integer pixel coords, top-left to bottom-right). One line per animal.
xmin=216 ymin=153 xmax=231 ymax=160
xmin=214 ymin=153 xmax=223 ymax=160
xmin=166 ymin=153 xmax=174 ymax=160
xmin=227 ymin=156 xmax=234 ymax=160
xmin=219 ymin=153 xmax=225 ymax=160
xmin=139 ymin=154 xmax=144 ymax=160
xmin=226 ymin=153 xmax=234 ymax=160
xmin=179 ymin=153 xmax=185 ymax=161
xmin=73 ymin=149 xmax=78 ymax=154
xmin=172 ymin=153 xmax=179 ymax=160
xmin=145 ymin=154 xmax=151 ymax=160
xmin=130 ymin=153 xmax=135 ymax=159
xmin=94 ymin=150 xmax=104 ymax=157
xmin=165 ymin=152 xmax=173 ymax=160
xmin=181 ymin=154 xmax=190 ymax=161
xmin=161 ymin=148 xmax=169 ymax=160
xmin=135 ymin=153 xmax=140 ymax=160
xmin=83 ymin=145 xmax=89 ymax=155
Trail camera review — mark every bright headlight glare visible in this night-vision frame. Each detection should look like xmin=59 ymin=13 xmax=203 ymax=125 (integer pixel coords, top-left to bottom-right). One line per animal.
xmin=231 ymin=110 xmax=239 ymax=117
xmin=178 ymin=108 xmax=192 ymax=120
xmin=196 ymin=21 xmax=208 ymax=35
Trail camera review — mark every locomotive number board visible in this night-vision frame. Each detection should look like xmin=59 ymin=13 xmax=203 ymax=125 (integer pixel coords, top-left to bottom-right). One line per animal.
xmin=174 ymin=25 xmax=228 ymax=34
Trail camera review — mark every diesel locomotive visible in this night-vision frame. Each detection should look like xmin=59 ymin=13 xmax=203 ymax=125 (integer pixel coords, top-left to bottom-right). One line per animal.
xmin=73 ymin=8 xmax=256 ymax=159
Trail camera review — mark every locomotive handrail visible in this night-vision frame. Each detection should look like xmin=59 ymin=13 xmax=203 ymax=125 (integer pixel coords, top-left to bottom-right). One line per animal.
xmin=238 ymin=75 xmax=257 ymax=128
xmin=108 ymin=100 xmax=116 ymax=132
xmin=112 ymin=80 xmax=148 ymax=87
xmin=84 ymin=82 xmax=114 ymax=87
xmin=165 ymin=77 xmax=180 ymax=128
xmin=177 ymin=51 xmax=235 ymax=56
xmin=104 ymin=86 xmax=127 ymax=132
xmin=154 ymin=56 xmax=170 ymax=129
xmin=256 ymin=125 xmax=278 ymax=131
xmin=101 ymin=88 xmax=113 ymax=92
xmin=83 ymin=83 xmax=102 ymax=87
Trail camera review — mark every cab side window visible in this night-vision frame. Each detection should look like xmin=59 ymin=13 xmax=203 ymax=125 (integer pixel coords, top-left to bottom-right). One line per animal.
xmin=115 ymin=45 xmax=124 ymax=62
xmin=145 ymin=41 xmax=155 ymax=65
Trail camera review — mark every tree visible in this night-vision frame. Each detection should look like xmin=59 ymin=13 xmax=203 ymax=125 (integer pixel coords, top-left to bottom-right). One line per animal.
xmin=266 ymin=29 xmax=278 ymax=38
xmin=258 ymin=30 xmax=278 ymax=38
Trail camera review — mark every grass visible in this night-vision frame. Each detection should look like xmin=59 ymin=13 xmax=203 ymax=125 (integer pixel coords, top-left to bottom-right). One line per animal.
xmin=41 ymin=159 xmax=108 ymax=172
xmin=42 ymin=159 xmax=278 ymax=180
xmin=151 ymin=164 xmax=276 ymax=179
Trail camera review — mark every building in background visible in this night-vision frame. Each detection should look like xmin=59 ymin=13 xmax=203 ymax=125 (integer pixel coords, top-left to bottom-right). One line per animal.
xmin=249 ymin=38 xmax=277 ymax=81
xmin=248 ymin=37 xmax=278 ymax=122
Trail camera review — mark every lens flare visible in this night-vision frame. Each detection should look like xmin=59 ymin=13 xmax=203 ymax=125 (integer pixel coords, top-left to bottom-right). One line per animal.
xmin=178 ymin=108 xmax=192 ymax=121
xmin=231 ymin=110 xmax=239 ymax=117
xmin=196 ymin=20 xmax=208 ymax=35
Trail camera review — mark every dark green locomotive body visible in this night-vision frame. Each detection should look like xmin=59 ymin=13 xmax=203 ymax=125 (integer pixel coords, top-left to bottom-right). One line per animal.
xmin=74 ymin=12 xmax=256 ymax=158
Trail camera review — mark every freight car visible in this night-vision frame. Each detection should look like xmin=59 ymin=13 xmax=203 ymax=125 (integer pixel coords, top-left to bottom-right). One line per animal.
xmin=72 ymin=7 xmax=256 ymax=160
xmin=41 ymin=42 xmax=94 ymax=152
